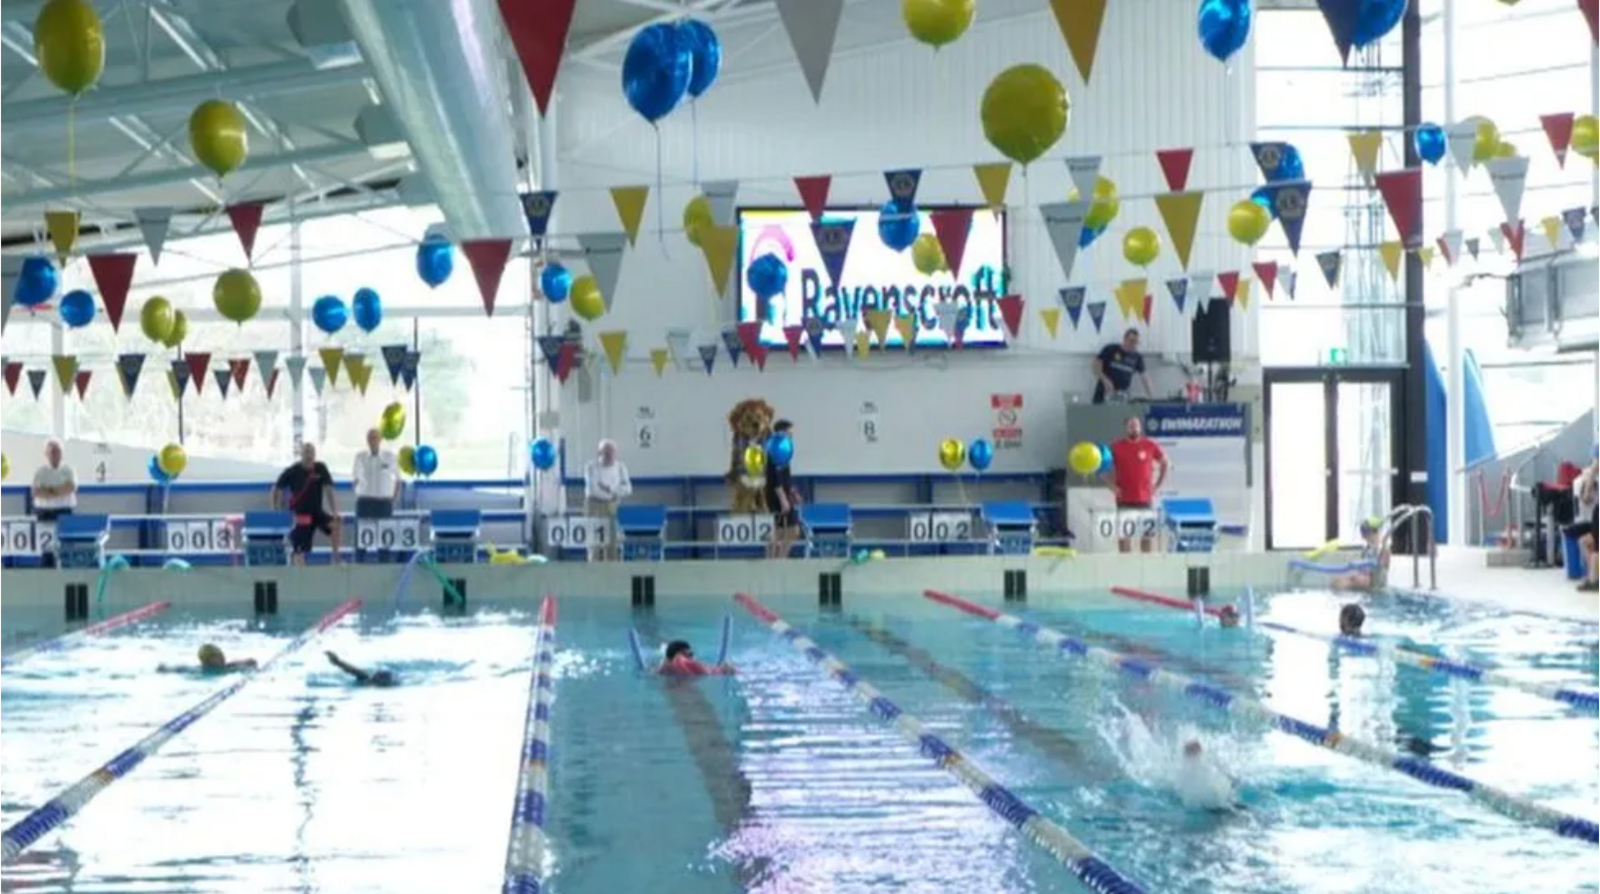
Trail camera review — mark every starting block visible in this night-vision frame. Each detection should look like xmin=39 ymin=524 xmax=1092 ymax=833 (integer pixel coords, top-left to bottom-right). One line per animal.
xmin=982 ymin=501 xmax=1037 ymax=556
xmin=242 ymin=511 xmax=294 ymax=566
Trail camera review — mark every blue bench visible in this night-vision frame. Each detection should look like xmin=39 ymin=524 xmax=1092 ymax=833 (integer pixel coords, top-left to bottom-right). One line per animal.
xmin=241 ymin=511 xmax=294 ymax=566
xmin=801 ymin=503 xmax=852 ymax=559
xmin=619 ymin=504 xmax=667 ymax=562
xmin=982 ymin=501 xmax=1036 ymax=555
xmin=56 ymin=514 xmax=109 ymax=570
xmin=1162 ymin=497 xmax=1218 ymax=553
xmin=431 ymin=509 xmax=482 ymax=564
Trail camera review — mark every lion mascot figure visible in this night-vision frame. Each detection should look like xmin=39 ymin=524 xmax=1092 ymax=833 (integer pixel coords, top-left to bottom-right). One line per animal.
xmin=726 ymin=398 xmax=776 ymax=513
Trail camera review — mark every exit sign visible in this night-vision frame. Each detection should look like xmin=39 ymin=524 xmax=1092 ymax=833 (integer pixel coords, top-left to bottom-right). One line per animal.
xmin=1325 ymin=347 xmax=1349 ymax=366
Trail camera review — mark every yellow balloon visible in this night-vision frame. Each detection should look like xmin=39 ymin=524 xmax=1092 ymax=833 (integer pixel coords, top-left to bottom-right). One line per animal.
xmin=2 ymin=453 xmax=9 ymax=480
xmin=938 ymin=438 xmax=966 ymax=472
xmin=744 ymin=444 xmax=767 ymax=477
xmin=570 ymin=274 xmax=605 ymax=321
xmin=902 ymin=0 xmax=974 ymax=47
xmin=158 ymin=443 xmax=187 ymax=477
xmin=380 ymin=402 xmax=406 ymax=440
xmin=911 ymin=233 xmax=946 ymax=275
xmin=980 ymin=64 xmax=1069 ymax=166
xmin=1470 ymin=117 xmax=1500 ymax=163
xmin=683 ymin=195 xmax=714 ymax=247
xmin=139 ymin=296 xmax=174 ymax=344
xmin=190 ymin=100 xmax=249 ymax=177
xmin=34 ymin=0 xmax=104 ymax=96
xmin=398 ymin=446 xmax=417 ymax=476
xmin=212 ymin=268 xmax=261 ymax=324
xmin=1122 ymin=227 xmax=1161 ymax=267
xmin=1227 ymin=199 xmax=1272 ymax=246
xmin=1493 ymin=140 xmax=1517 ymax=159
xmin=162 ymin=310 xmax=188 ymax=349
xmin=1571 ymin=114 xmax=1599 ymax=162
xmin=1070 ymin=176 xmax=1121 ymax=230
xmin=1068 ymin=441 xmax=1101 ymax=477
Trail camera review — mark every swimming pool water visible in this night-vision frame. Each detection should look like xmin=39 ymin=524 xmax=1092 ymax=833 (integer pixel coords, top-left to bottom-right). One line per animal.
xmin=2 ymin=587 xmax=1595 ymax=893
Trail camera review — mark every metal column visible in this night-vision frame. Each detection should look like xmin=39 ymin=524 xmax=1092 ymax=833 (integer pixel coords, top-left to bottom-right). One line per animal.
xmin=1399 ymin=2 xmax=1429 ymax=549
xmin=289 ymin=211 xmax=305 ymax=458
xmin=1442 ymin=0 xmax=1465 ymax=543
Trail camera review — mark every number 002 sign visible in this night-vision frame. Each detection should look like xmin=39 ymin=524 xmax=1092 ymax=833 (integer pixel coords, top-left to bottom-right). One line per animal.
xmin=716 ymin=515 xmax=773 ymax=545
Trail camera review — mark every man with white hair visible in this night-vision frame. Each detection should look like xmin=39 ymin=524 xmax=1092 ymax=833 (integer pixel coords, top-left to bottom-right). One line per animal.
xmin=31 ymin=439 xmax=76 ymax=568
xmin=583 ymin=439 xmax=631 ymax=561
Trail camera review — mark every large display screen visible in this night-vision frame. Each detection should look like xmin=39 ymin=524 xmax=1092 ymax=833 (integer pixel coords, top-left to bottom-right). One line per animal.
xmin=736 ymin=206 xmax=1008 ymax=349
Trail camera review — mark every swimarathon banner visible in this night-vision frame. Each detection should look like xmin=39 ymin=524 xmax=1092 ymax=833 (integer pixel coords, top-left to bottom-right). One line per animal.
xmin=1141 ymin=403 xmax=1251 ymax=527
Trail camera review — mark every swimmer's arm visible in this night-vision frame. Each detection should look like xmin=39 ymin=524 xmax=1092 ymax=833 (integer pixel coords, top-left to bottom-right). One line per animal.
xmin=325 ymin=650 xmax=370 ymax=683
xmin=225 ymin=659 xmax=258 ymax=671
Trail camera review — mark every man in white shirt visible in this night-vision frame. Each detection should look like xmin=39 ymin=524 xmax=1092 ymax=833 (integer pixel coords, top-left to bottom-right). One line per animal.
xmin=32 ymin=439 xmax=76 ymax=568
xmin=583 ymin=439 xmax=631 ymax=562
xmin=352 ymin=429 xmax=400 ymax=560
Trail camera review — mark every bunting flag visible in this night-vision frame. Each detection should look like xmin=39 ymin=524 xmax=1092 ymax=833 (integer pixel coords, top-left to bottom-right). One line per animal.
xmin=461 ymin=239 xmax=513 ymax=316
xmin=134 ymin=207 xmax=172 ymax=264
xmin=1086 ymin=300 xmax=1107 ymax=333
xmin=342 ymin=353 xmax=365 ymax=387
xmin=1584 ymin=0 xmax=1599 ymax=46
xmin=1218 ymin=271 xmax=1241 ymax=303
xmin=45 ymin=211 xmax=78 ymax=262
xmin=997 ymin=295 xmax=1024 ymax=338
xmin=265 ymin=368 xmax=281 ymax=399
xmin=892 ymin=314 xmax=916 ymax=349
xmin=1252 ymin=261 xmax=1277 ymax=298
xmin=349 ymin=358 xmax=374 ymax=395
xmin=650 ymin=347 xmax=671 ymax=376
xmin=1039 ymin=306 xmax=1062 ymax=338
xmin=1378 ymin=241 xmax=1404 ymax=282
xmin=253 ymin=350 xmax=279 ymax=386
xmin=309 ymin=366 xmax=327 ymax=396
xmin=1263 ymin=181 xmax=1312 ymax=254
xmin=930 ymin=209 xmax=973 ymax=278
xmin=1500 ymin=220 xmax=1526 ymax=262
xmin=1373 ymin=168 xmax=1423 ymax=247
xmin=1235 ymin=279 xmax=1252 ymax=311
xmin=1540 ymin=215 xmax=1563 ymax=251
xmin=3 ymin=361 xmax=20 ymax=395
xmin=1485 ymin=156 xmax=1529 ymax=225
xmin=50 ymin=355 xmax=77 ymax=391
xmin=776 ymin=0 xmax=842 ymax=102
xmin=380 ymin=345 xmax=406 ymax=385
xmin=285 ymin=354 xmax=307 ymax=391
xmin=520 ymin=190 xmax=558 ymax=239
xmin=973 ymin=162 xmax=1012 ymax=214
xmin=697 ymin=343 xmax=718 ymax=376
xmin=1280 ymin=264 xmax=1298 ymax=301
xmin=228 ymin=357 xmax=250 ymax=390
xmin=401 ymin=350 xmax=420 ymax=390
xmin=1445 ymin=120 xmax=1481 ymax=171
xmin=1541 ymin=113 xmax=1575 ymax=167
xmin=666 ymin=329 xmax=691 ymax=367
xmin=1040 ymin=201 xmax=1089 ymax=282
xmin=782 ymin=325 xmax=805 ymax=360
xmin=164 ymin=369 xmax=179 ymax=400
xmin=182 ymin=352 xmax=210 ymax=394
xmin=1416 ymin=245 xmax=1435 ymax=268
xmin=1059 ymin=286 xmax=1086 ymax=329
xmin=213 ymin=368 xmax=233 ymax=399
xmin=803 ymin=315 xmax=826 ymax=355
xmin=1465 ymin=237 xmax=1480 ymax=261
xmin=555 ymin=343 xmax=579 ymax=384
xmin=318 ymin=347 xmax=344 ymax=386
xmin=1114 ymin=278 xmax=1145 ymax=320
xmin=226 ymin=202 xmax=265 ymax=262
xmin=1346 ymin=130 xmax=1383 ymax=177
xmin=810 ymin=220 xmax=856 ymax=289
xmin=934 ymin=301 xmax=961 ymax=343
xmin=1154 ymin=191 xmax=1203 ymax=269
xmin=864 ymin=308 xmax=892 ymax=346
xmin=1065 ymin=156 xmax=1102 ymax=201
xmin=735 ymin=322 xmax=767 ymax=369
xmin=537 ymin=335 xmax=565 ymax=374
xmin=579 ymin=232 xmax=628 ymax=311
xmin=1564 ymin=207 xmax=1588 ymax=242
xmin=609 ymin=187 xmax=649 ymax=246
xmin=1166 ymin=277 xmax=1188 ymax=316
xmin=854 ymin=328 xmax=872 ymax=359
xmin=85 ymin=253 xmax=137 ymax=332
xmin=1155 ymin=148 xmax=1193 ymax=192
xmin=1487 ymin=226 xmax=1505 ymax=254
xmin=1188 ymin=271 xmax=1214 ymax=313
xmin=27 ymin=368 xmax=46 ymax=399
xmin=700 ymin=225 xmax=739 ymax=297
xmin=1050 ymin=0 xmax=1108 ymax=83
xmin=794 ymin=175 xmax=832 ymax=222
xmin=1437 ymin=230 xmax=1463 ymax=266
xmin=498 ymin=0 xmax=577 ymax=114
xmin=170 ymin=358 xmax=191 ymax=398
xmin=884 ymin=169 xmax=922 ymax=211
xmin=73 ymin=370 xmax=91 ymax=400
xmin=720 ymin=327 xmax=744 ymax=367
xmin=703 ymin=180 xmax=740 ymax=227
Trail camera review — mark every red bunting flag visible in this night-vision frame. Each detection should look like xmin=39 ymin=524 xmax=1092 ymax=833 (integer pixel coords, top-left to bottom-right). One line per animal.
xmin=1501 ymin=220 xmax=1526 ymax=262
xmin=555 ymin=342 xmax=578 ymax=383
xmin=1141 ymin=293 xmax=1153 ymax=324
xmin=1156 ymin=148 xmax=1194 ymax=192
xmin=185 ymin=352 xmax=211 ymax=394
xmin=461 ymin=239 xmax=513 ymax=316
xmin=1583 ymin=0 xmax=1599 ymax=46
xmin=736 ymin=321 xmax=769 ymax=370
xmin=997 ymin=295 xmax=1025 ymax=339
xmin=498 ymin=0 xmax=578 ymax=115
xmin=783 ymin=325 xmax=805 ymax=361
xmin=265 ymin=368 xmax=281 ymax=399
xmin=1218 ymin=271 xmax=1241 ymax=303
xmin=1541 ymin=113 xmax=1575 ymax=168
xmin=1374 ymin=168 xmax=1423 ymax=247
xmin=794 ymin=175 xmax=832 ymax=223
xmin=74 ymin=370 xmax=92 ymax=399
xmin=86 ymin=253 xmax=138 ymax=332
xmin=229 ymin=357 xmax=251 ymax=390
xmin=930 ymin=208 xmax=974 ymax=279
xmin=3 ymin=361 xmax=20 ymax=395
xmin=1252 ymin=261 xmax=1278 ymax=298
xmin=226 ymin=202 xmax=265 ymax=262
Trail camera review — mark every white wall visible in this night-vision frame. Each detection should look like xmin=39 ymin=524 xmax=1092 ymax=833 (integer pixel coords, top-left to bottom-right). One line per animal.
xmin=552 ymin=0 xmax=1258 ymax=475
xmin=2 ymin=430 xmax=278 ymax=484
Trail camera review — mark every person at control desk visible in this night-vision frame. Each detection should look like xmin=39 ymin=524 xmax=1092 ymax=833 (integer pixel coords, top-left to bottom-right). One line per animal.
xmin=271 ymin=442 xmax=342 ymax=565
xmin=1092 ymin=328 xmax=1153 ymax=404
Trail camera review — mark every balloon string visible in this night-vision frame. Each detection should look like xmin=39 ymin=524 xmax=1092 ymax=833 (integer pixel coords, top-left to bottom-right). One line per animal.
xmin=68 ymin=99 xmax=77 ymax=187
xmin=692 ymin=100 xmax=700 ymax=188
xmin=656 ymin=126 xmax=667 ymax=252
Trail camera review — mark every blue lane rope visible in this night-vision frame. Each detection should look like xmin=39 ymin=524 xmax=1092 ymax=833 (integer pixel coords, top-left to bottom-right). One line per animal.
xmin=735 ymin=593 xmax=1150 ymax=894
xmin=503 ymin=596 xmax=558 ymax=894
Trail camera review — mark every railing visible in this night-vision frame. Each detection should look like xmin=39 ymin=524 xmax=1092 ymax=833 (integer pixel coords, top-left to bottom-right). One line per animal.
xmin=1381 ymin=503 xmax=1437 ymax=590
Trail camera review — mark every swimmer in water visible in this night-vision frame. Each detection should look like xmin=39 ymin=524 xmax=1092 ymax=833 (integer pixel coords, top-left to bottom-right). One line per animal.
xmin=1177 ymin=739 xmax=1241 ymax=811
xmin=1339 ymin=603 xmax=1366 ymax=637
xmin=659 ymin=640 xmax=735 ymax=677
xmin=161 ymin=643 xmax=257 ymax=674
xmin=325 ymin=651 xmax=397 ymax=687
xmin=1217 ymin=605 xmax=1241 ymax=628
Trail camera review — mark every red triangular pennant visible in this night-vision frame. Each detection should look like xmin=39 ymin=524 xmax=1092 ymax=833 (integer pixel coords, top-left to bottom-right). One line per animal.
xmin=1142 ymin=293 xmax=1153 ymax=324
xmin=1156 ymin=148 xmax=1194 ymax=192
xmin=226 ymin=202 xmax=265 ymax=262
xmin=794 ymin=175 xmax=832 ymax=223
xmin=229 ymin=357 xmax=250 ymax=390
xmin=265 ymin=368 xmax=281 ymax=399
xmin=930 ymin=208 xmax=974 ymax=278
xmin=1374 ymin=168 xmax=1423 ymax=247
xmin=1583 ymin=0 xmax=1599 ymax=47
xmin=1541 ymin=113 xmax=1576 ymax=168
xmin=1252 ymin=261 xmax=1278 ymax=298
xmin=86 ymin=253 xmax=138 ymax=332
xmin=996 ymin=295 xmax=1024 ymax=338
xmin=783 ymin=325 xmax=804 ymax=360
xmin=1501 ymin=220 xmax=1526 ymax=262
xmin=736 ymin=321 xmax=768 ymax=370
xmin=461 ymin=239 xmax=513 ymax=316
xmin=1218 ymin=271 xmax=1241 ymax=303
xmin=1436 ymin=234 xmax=1455 ymax=266
xmin=3 ymin=362 xmax=20 ymax=395
xmin=185 ymin=352 xmax=211 ymax=394
xmin=74 ymin=370 xmax=92 ymax=399
xmin=555 ymin=342 xmax=578 ymax=383
xmin=498 ymin=0 xmax=579 ymax=115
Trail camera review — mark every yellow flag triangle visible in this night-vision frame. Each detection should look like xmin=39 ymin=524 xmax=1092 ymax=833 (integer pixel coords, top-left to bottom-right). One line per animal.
xmin=45 ymin=211 xmax=79 ymax=263
xmin=865 ymin=309 xmax=893 ymax=346
xmin=319 ymin=347 xmax=345 ymax=385
xmin=51 ymin=354 xmax=77 ymax=391
xmin=1416 ymin=245 xmax=1434 ymax=268
xmin=343 ymin=353 xmax=364 ymax=383
xmin=1236 ymin=279 xmax=1252 ymax=311
xmin=1114 ymin=278 xmax=1146 ymax=320
xmin=892 ymin=314 xmax=916 ymax=349
xmin=1347 ymin=131 xmax=1384 ymax=176
xmin=650 ymin=347 xmax=670 ymax=376
xmin=1540 ymin=215 xmax=1562 ymax=249
xmin=1378 ymin=241 xmax=1403 ymax=282
xmin=610 ymin=186 xmax=650 ymax=247
xmin=854 ymin=328 xmax=871 ymax=359
xmin=1153 ymin=191 xmax=1204 ymax=271
xmin=1050 ymin=0 xmax=1108 ymax=83
xmin=166 ymin=369 xmax=180 ymax=401
xmin=973 ymin=162 xmax=1012 ymax=214
xmin=599 ymin=331 xmax=629 ymax=373
xmin=1040 ymin=307 xmax=1062 ymax=338
xmin=350 ymin=360 xmax=373 ymax=395
xmin=700 ymin=225 xmax=738 ymax=299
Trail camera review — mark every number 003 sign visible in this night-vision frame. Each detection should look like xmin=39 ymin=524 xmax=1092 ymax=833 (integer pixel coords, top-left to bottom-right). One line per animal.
xmin=355 ymin=519 xmax=423 ymax=551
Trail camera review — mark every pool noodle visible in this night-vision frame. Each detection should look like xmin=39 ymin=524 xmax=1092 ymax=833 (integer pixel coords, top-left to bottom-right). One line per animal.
xmin=1303 ymin=538 xmax=1340 ymax=560
xmin=1289 ymin=557 xmax=1377 ymax=575
xmin=627 ymin=628 xmax=650 ymax=672
xmin=1109 ymin=586 xmax=1230 ymax=618
xmin=714 ymin=615 xmax=732 ymax=665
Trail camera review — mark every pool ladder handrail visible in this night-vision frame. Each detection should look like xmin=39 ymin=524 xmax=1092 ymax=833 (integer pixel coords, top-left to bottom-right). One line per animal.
xmin=1380 ymin=503 xmax=1437 ymax=590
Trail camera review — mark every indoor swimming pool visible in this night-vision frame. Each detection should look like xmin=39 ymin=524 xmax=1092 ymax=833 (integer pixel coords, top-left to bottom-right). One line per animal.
xmin=1 ymin=586 xmax=1595 ymax=893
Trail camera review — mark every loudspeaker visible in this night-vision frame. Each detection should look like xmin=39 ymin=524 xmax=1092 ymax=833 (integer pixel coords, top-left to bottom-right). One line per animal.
xmin=1191 ymin=298 xmax=1232 ymax=363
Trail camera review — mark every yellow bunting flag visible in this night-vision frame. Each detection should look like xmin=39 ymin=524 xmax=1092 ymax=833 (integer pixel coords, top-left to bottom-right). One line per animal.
xmin=1050 ymin=0 xmax=1108 ymax=83
xmin=45 ymin=211 xmax=79 ymax=263
xmin=599 ymin=331 xmax=629 ymax=373
xmin=349 ymin=360 xmax=373 ymax=395
xmin=343 ymin=353 xmax=364 ymax=384
xmin=649 ymin=347 xmax=670 ymax=377
xmin=699 ymin=225 xmax=738 ymax=299
xmin=1540 ymin=215 xmax=1563 ymax=249
xmin=1114 ymin=278 xmax=1146 ymax=320
xmin=1347 ymin=130 xmax=1384 ymax=177
xmin=166 ymin=369 xmax=180 ymax=401
xmin=610 ymin=186 xmax=650 ymax=246
xmin=1378 ymin=240 xmax=1403 ymax=282
xmin=1153 ymin=192 xmax=1204 ymax=271
xmin=1415 ymin=245 xmax=1434 ymax=268
xmin=51 ymin=355 xmax=78 ymax=391
xmin=865 ymin=308 xmax=893 ymax=346
xmin=972 ymin=162 xmax=1012 ymax=214
xmin=1040 ymin=307 xmax=1062 ymax=338
xmin=892 ymin=314 xmax=916 ymax=348
xmin=319 ymin=347 xmax=345 ymax=386
xmin=1236 ymin=279 xmax=1252 ymax=310
xmin=854 ymin=328 xmax=871 ymax=359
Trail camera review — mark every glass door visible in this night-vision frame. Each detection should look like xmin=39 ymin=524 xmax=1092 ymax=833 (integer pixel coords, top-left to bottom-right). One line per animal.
xmin=1336 ymin=381 xmax=1395 ymax=536
xmin=1266 ymin=380 xmax=1329 ymax=550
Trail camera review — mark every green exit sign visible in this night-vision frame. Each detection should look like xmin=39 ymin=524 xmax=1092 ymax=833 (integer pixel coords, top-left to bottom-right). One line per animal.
xmin=1325 ymin=347 xmax=1349 ymax=366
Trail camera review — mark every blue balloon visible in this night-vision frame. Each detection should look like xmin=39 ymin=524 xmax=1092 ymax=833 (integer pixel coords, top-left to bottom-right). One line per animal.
xmin=877 ymin=200 xmax=921 ymax=252
xmin=1099 ymin=443 xmax=1113 ymax=473
xmin=148 ymin=455 xmax=171 ymax=484
xmin=1415 ymin=123 xmax=1447 ymax=165
xmin=312 ymin=295 xmax=347 ymax=335
xmin=765 ymin=433 xmax=794 ymax=467
xmin=540 ymin=263 xmax=572 ymax=303
xmin=746 ymin=252 xmax=788 ymax=301
xmin=1197 ymin=0 xmax=1252 ymax=63
xmin=1271 ymin=144 xmax=1304 ymax=183
xmin=415 ymin=445 xmax=439 ymax=477
xmin=1251 ymin=185 xmax=1278 ymax=220
xmin=58 ymin=289 xmax=96 ymax=328
xmin=1350 ymin=0 xmax=1406 ymax=48
xmin=967 ymin=438 xmax=994 ymax=473
xmin=416 ymin=236 xmax=453 ymax=288
xmin=14 ymin=257 xmax=57 ymax=308
xmin=1079 ymin=224 xmax=1106 ymax=249
xmin=678 ymin=19 xmax=721 ymax=98
xmin=530 ymin=437 xmax=558 ymax=471
xmin=352 ymin=287 xmax=382 ymax=333
xmin=622 ymin=23 xmax=691 ymax=123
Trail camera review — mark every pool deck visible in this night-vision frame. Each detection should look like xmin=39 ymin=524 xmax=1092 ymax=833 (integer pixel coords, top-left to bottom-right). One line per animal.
xmin=1422 ymin=546 xmax=1598 ymax=624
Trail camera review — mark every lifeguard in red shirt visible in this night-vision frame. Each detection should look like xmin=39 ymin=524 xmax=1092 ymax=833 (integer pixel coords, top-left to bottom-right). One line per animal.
xmin=1103 ymin=415 xmax=1169 ymax=553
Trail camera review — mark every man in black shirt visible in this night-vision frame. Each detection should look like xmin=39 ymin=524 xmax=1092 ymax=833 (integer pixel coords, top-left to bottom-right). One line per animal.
xmin=271 ymin=442 xmax=342 ymax=565
xmin=1092 ymin=328 xmax=1152 ymax=404
xmin=764 ymin=420 xmax=800 ymax=559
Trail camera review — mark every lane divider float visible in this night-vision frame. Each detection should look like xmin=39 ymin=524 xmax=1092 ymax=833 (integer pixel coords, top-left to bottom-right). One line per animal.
xmin=2 ymin=600 xmax=173 ymax=668
xmin=503 ymin=596 xmax=558 ymax=894
xmin=1108 ymin=586 xmax=1232 ymax=619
